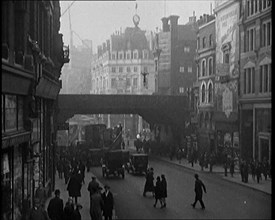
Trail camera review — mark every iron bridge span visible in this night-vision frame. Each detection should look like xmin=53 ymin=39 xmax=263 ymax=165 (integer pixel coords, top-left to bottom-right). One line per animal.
xmin=57 ymin=94 xmax=190 ymax=126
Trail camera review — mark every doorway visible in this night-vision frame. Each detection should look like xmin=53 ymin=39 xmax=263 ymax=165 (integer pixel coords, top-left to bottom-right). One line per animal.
xmin=258 ymin=132 xmax=271 ymax=163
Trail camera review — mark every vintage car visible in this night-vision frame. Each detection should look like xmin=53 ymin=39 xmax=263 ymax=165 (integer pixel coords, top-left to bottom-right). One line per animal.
xmin=102 ymin=150 xmax=127 ymax=178
xmin=126 ymin=153 xmax=148 ymax=175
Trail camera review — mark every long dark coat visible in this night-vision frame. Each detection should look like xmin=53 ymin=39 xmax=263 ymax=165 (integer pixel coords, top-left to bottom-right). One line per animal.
xmin=63 ymin=202 xmax=74 ymax=220
xmin=67 ymin=174 xmax=82 ymax=197
xmin=144 ymin=172 xmax=154 ymax=192
xmin=160 ymin=177 xmax=167 ymax=198
xmin=154 ymin=179 xmax=162 ymax=200
xmin=194 ymin=179 xmax=206 ymax=200
xmin=90 ymin=192 xmax=104 ymax=220
xmin=101 ymin=191 xmax=114 ymax=217
xmin=47 ymin=196 xmax=64 ymax=220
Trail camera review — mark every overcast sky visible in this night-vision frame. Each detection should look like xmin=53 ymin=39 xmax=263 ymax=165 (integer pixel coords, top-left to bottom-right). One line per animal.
xmin=60 ymin=0 xmax=215 ymax=53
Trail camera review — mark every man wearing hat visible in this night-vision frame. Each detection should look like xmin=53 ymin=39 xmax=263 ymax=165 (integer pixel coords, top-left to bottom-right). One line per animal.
xmin=191 ymin=173 xmax=206 ymax=210
xmin=101 ymin=185 xmax=114 ymax=220
xmin=29 ymin=198 xmax=49 ymax=220
xmin=88 ymin=175 xmax=100 ymax=197
xmin=73 ymin=203 xmax=83 ymax=220
xmin=47 ymin=189 xmax=64 ymax=220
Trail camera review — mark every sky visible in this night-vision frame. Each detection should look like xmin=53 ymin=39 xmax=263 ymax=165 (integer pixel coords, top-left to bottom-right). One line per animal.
xmin=60 ymin=0 xmax=215 ymax=53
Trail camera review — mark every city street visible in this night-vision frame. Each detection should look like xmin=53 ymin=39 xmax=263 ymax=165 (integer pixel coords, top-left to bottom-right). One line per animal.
xmin=48 ymin=154 xmax=271 ymax=219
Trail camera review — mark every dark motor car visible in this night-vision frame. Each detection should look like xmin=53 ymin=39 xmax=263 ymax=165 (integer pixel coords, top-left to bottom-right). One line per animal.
xmin=102 ymin=150 xmax=126 ymax=178
xmin=126 ymin=153 xmax=148 ymax=175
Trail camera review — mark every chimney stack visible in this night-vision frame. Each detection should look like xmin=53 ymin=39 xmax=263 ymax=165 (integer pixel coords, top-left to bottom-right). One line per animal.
xmin=161 ymin=17 xmax=170 ymax=32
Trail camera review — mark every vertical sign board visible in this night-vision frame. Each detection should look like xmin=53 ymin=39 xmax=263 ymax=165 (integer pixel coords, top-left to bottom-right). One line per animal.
xmin=158 ymin=32 xmax=171 ymax=88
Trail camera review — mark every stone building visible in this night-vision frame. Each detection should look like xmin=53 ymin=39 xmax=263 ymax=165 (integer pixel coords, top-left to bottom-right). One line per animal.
xmin=195 ymin=13 xmax=216 ymax=153
xmin=90 ymin=13 xmax=155 ymax=136
xmin=2 ymin=1 xmax=67 ymax=219
xmin=239 ymin=0 xmax=272 ymax=162
xmin=213 ymin=0 xmax=240 ymax=159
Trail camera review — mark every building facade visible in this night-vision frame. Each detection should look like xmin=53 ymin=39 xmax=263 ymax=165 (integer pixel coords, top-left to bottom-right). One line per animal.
xmin=90 ymin=13 xmax=155 ymax=136
xmin=213 ymin=0 xmax=240 ymax=159
xmin=195 ymin=14 xmax=216 ymax=153
xmin=239 ymin=0 xmax=272 ymax=163
xmin=2 ymin=1 xmax=67 ymax=219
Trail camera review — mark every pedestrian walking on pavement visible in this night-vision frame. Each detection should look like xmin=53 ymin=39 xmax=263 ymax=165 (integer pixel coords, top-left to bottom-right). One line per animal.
xmin=73 ymin=204 xmax=83 ymax=220
xmin=101 ymin=185 xmax=114 ymax=220
xmin=88 ymin=176 xmax=100 ymax=197
xmin=90 ymin=187 xmax=104 ymax=220
xmin=29 ymin=198 xmax=49 ymax=220
xmin=255 ymin=161 xmax=262 ymax=183
xmin=230 ymin=158 xmax=235 ymax=177
xmin=153 ymin=176 xmax=163 ymax=208
xmin=67 ymin=171 xmax=82 ymax=204
xmin=143 ymin=167 xmax=155 ymax=197
xmin=243 ymin=160 xmax=249 ymax=183
xmin=64 ymin=197 xmax=75 ymax=220
xmin=250 ymin=159 xmax=256 ymax=181
xmin=47 ymin=189 xmax=64 ymax=220
xmin=262 ymin=158 xmax=269 ymax=180
xmin=191 ymin=173 xmax=206 ymax=210
xmin=160 ymin=174 xmax=167 ymax=208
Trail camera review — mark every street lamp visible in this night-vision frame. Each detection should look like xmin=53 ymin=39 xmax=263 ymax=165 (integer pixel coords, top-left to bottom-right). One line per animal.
xmin=141 ymin=70 xmax=149 ymax=88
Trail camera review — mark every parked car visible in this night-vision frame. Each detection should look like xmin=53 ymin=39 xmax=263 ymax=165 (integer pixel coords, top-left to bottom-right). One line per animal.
xmin=102 ymin=150 xmax=126 ymax=178
xmin=126 ymin=153 xmax=148 ymax=175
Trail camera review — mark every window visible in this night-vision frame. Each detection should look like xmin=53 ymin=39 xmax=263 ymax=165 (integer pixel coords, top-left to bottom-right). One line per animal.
xmin=188 ymin=66 xmax=192 ymax=73
xmin=244 ymin=67 xmax=255 ymax=94
xmin=223 ymin=51 xmax=230 ymax=64
xmin=259 ymin=64 xmax=271 ymax=93
xmin=126 ymin=78 xmax=131 ymax=87
xmin=246 ymin=26 xmax=255 ymax=51
xmin=201 ymin=84 xmax=206 ymax=103
xmin=133 ymin=78 xmax=137 ymax=87
xmin=126 ymin=67 xmax=131 ymax=73
xmin=119 ymin=67 xmax=123 ymax=73
xmin=143 ymin=51 xmax=148 ymax=59
xmin=208 ymin=57 xmax=213 ymax=75
xmin=197 ymin=64 xmax=200 ymax=78
xmin=209 ymin=34 xmax=213 ymax=46
xmin=180 ymin=66 xmax=185 ymax=73
xmin=126 ymin=53 xmax=131 ymax=59
xmin=133 ymin=51 xmax=138 ymax=59
xmin=201 ymin=60 xmax=206 ymax=76
xmin=179 ymin=87 xmax=185 ymax=93
xmin=208 ymin=82 xmax=213 ymax=103
xmin=262 ymin=20 xmax=271 ymax=47
xmin=134 ymin=66 xmax=138 ymax=72
xmin=197 ymin=37 xmax=200 ymax=49
xmin=184 ymin=47 xmax=190 ymax=52
xmin=111 ymin=78 xmax=116 ymax=88
xmin=119 ymin=52 xmax=123 ymax=59
xmin=111 ymin=67 xmax=116 ymax=73
xmin=111 ymin=53 xmax=116 ymax=60
xmin=202 ymin=37 xmax=206 ymax=48
xmin=143 ymin=66 xmax=148 ymax=72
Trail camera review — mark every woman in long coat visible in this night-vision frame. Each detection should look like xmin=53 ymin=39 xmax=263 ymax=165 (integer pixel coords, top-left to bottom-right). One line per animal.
xmin=160 ymin=174 xmax=167 ymax=208
xmin=67 ymin=172 xmax=82 ymax=204
xmin=143 ymin=168 xmax=155 ymax=197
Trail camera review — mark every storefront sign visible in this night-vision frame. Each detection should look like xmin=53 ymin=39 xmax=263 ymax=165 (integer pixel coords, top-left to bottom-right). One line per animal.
xmin=222 ymin=87 xmax=233 ymax=118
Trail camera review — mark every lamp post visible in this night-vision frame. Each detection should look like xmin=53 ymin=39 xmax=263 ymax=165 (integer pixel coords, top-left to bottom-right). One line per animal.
xmin=153 ymin=48 xmax=162 ymax=94
xmin=141 ymin=70 xmax=149 ymax=88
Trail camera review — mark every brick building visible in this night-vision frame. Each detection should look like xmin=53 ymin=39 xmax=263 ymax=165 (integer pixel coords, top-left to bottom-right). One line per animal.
xmin=2 ymin=1 xmax=67 ymax=219
xmin=239 ymin=0 xmax=272 ymax=162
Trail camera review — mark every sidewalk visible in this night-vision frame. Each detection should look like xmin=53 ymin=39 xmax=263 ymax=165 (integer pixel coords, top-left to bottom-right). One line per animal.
xmin=45 ymin=171 xmax=117 ymax=219
xmin=151 ymin=154 xmax=272 ymax=195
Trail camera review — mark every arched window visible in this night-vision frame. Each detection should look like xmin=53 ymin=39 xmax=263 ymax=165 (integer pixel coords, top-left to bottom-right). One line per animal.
xmin=208 ymin=82 xmax=213 ymax=103
xmin=197 ymin=64 xmax=200 ymax=78
xmin=201 ymin=84 xmax=206 ymax=103
xmin=202 ymin=59 xmax=206 ymax=76
xmin=208 ymin=57 xmax=213 ymax=75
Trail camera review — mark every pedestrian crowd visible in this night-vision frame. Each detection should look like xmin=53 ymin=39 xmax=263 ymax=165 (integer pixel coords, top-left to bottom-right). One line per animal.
xmin=142 ymin=167 xmax=167 ymax=209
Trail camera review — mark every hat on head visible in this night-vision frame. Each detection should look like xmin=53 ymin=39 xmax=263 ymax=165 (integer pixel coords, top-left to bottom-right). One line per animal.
xmin=104 ymin=185 xmax=110 ymax=189
xmin=194 ymin=174 xmax=199 ymax=178
xmin=76 ymin=203 xmax=83 ymax=209
xmin=92 ymin=175 xmax=96 ymax=179
xmin=55 ymin=189 xmax=60 ymax=196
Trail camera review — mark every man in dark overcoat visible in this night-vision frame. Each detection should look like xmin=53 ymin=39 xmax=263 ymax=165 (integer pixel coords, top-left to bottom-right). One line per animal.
xmin=47 ymin=189 xmax=64 ymax=220
xmin=153 ymin=176 xmax=163 ymax=208
xmin=160 ymin=174 xmax=167 ymax=208
xmin=101 ymin=185 xmax=114 ymax=220
xmin=143 ymin=168 xmax=155 ymax=197
xmin=67 ymin=172 xmax=82 ymax=204
xmin=191 ymin=174 xmax=206 ymax=210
